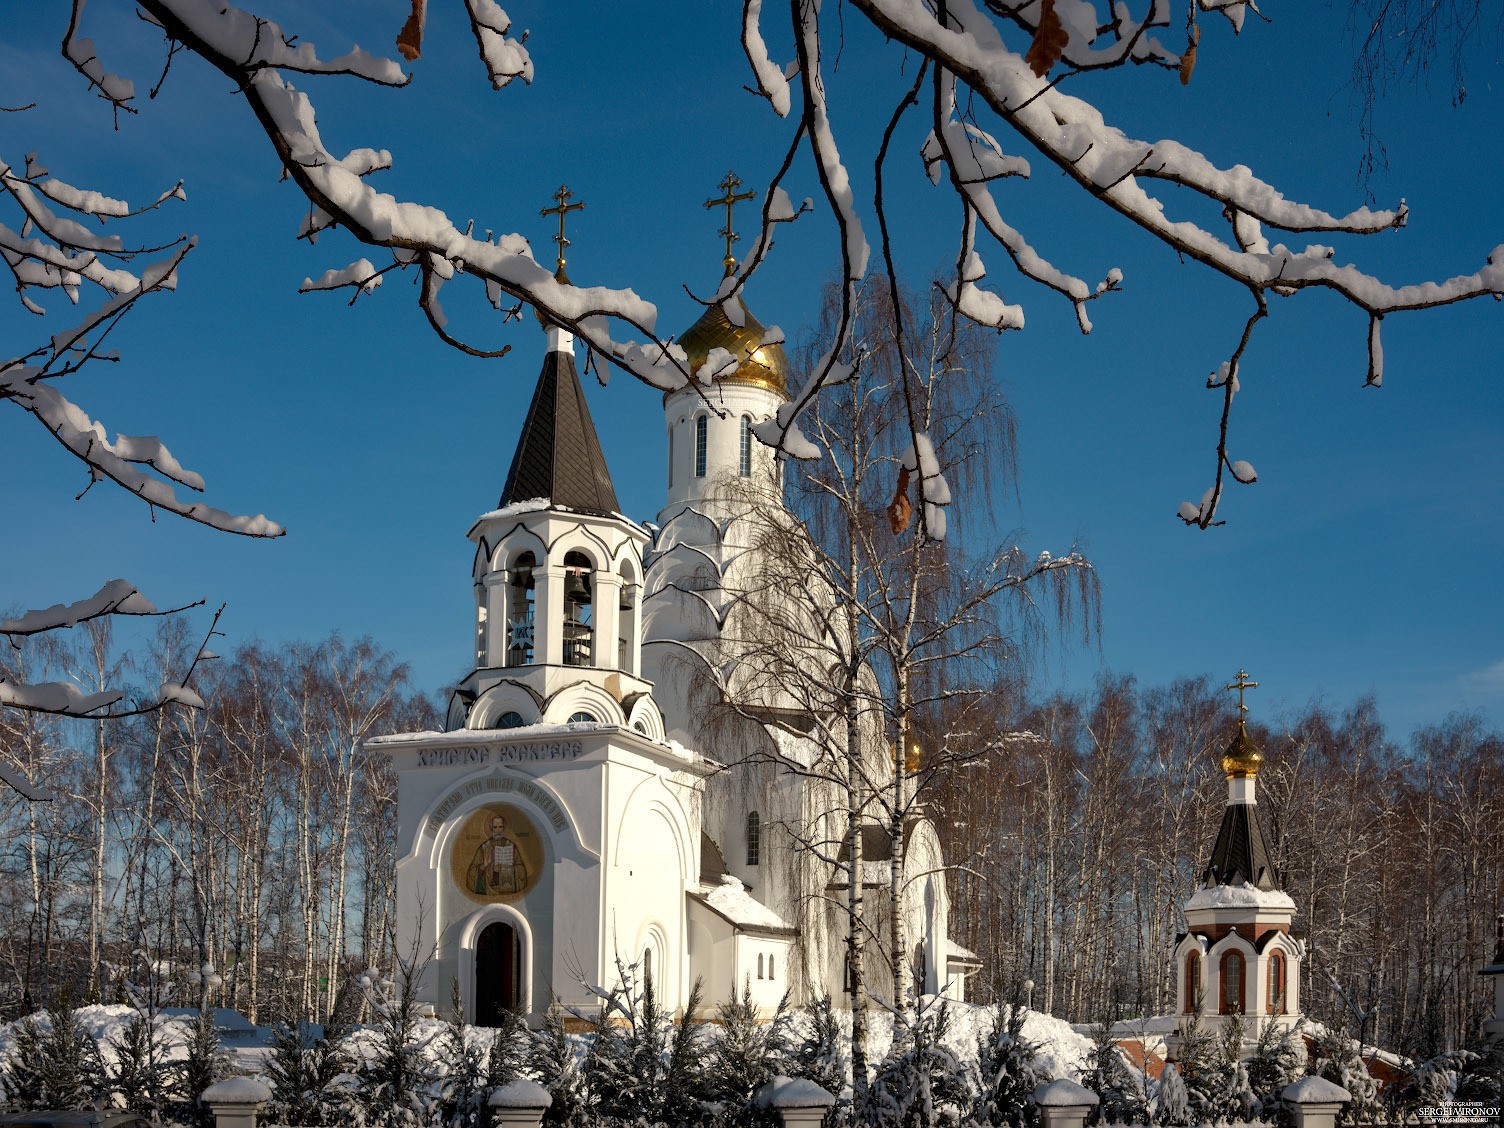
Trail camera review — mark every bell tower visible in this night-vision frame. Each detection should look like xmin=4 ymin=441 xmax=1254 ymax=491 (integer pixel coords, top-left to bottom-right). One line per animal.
xmin=450 ymin=187 xmax=663 ymax=739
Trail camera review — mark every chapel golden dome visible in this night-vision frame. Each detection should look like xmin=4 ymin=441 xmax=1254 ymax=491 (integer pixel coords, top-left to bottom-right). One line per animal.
xmin=1220 ymin=720 xmax=1264 ymax=779
xmin=678 ymin=295 xmax=790 ymax=396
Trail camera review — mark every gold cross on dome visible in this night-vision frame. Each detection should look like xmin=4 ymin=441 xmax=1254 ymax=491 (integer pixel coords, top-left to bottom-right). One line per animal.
xmin=1225 ymin=669 xmax=1259 ymax=716
xmin=540 ymin=185 xmax=585 ymax=274
xmin=704 ymin=171 xmax=755 ymax=274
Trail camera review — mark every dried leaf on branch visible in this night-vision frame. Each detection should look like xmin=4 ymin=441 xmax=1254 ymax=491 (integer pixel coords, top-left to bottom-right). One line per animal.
xmin=1025 ymin=0 xmax=1069 ymax=78
xmin=396 ymin=0 xmax=426 ymax=62
xmin=1180 ymin=23 xmax=1200 ymax=86
xmin=887 ymin=466 xmax=913 ymax=534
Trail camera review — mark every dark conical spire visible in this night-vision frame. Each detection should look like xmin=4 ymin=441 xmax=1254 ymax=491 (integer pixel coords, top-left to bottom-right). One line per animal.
xmin=499 ymin=332 xmax=620 ymax=516
xmin=1203 ymin=802 xmax=1278 ymax=890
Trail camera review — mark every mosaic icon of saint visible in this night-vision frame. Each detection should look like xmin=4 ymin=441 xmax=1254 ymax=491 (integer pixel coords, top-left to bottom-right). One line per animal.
xmin=467 ymin=814 xmax=528 ymax=895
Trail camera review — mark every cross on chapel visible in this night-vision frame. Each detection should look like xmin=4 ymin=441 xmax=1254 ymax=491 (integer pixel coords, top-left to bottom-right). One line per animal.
xmin=1225 ymin=669 xmax=1259 ymax=716
xmin=540 ymin=185 xmax=585 ymax=277
xmin=705 ymin=171 xmax=755 ymax=274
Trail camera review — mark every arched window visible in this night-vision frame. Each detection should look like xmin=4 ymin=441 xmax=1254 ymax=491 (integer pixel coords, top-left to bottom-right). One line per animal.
xmin=495 ymin=710 xmax=526 ymax=729
xmin=506 ymin=552 xmax=536 ymax=666
xmin=562 ymin=551 xmax=594 ymax=666
xmin=746 ymin=811 xmax=761 ymax=867
xmin=694 ymin=415 xmax=708 ymax=478
xmin=667 ymin=424 xmax=676 ymax=489
xmin=568 ymin=711 xmax=596 ymax=724
xmin=1267 ymin=951 xmax=1286 ymax=1015
xmin=757 ymin=953 xmax=764 ymax=980
xmin=642 ymin=946 xmax=653 ymax=990
xmin=1220 ymin=951 xmax=1245 ymax=1015
xmin=739 ymin=416 xmax=752 ymax=476
xmin=768 ymin=954 xmax=775 ymax=980
xmin=1184 ymin=951 xmax=1201 ymax=1014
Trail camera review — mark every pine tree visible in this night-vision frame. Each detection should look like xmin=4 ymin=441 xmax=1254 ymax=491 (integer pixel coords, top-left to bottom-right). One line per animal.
xmin=483 ymin=1005 xmax=529 ymax=1091
xmin=529 ymin=1000 xmax=586 ymax=1128
xmin=1153 ymin=1063 xmax=1189 ymax=1127
xmin=174 ymin=1005 xmax=229 ymax=1128
xmin=3 ymin=1015 xmax=52 ymax=1109
xmin=1311 ymin=1024 xmax=1380 ymax=1126
xmin=790 ymin=993 xmax=847 ymax=1100
xmin=356 ymin=962 xmax=441 ymax=1128
xmin=705 ymin=982 xmax=794 ymax=1125
xmin=1174 ymin=1011 xmax=1231 ymax=1124
xmin=109 ymin=1010 xmax=177 ymax=1117
xmin=859 ymin=1000 xmax=972 ymax=1128
xmin=264 ymin=1010 xmax=358 ymax=1128
xmin=1082 ymin=1025 xmax=1147 ymax=1125
xmin=1246 ymin=1020 xmax=1307 ymax=1122
xmin=435 ymin=983 xmax=491 ymax=1128
xmin=35 ymin=1005 xmax=108 ymax=1110
xmin=971 ymin=1003 xmax=1040 ymax=1128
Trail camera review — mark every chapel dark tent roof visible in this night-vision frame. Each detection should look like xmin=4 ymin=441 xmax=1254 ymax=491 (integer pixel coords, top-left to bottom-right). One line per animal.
xmin=499 ymin=344 xmax=620 ymax=516
xmin=1203 ymin=802 xmax=1279 ymax=890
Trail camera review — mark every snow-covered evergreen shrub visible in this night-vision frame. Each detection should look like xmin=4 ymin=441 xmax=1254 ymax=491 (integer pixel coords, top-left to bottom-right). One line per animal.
xmin=1153 ymin=1063 xmax=1190 ymax=1127
xmin=25 ymin=1006 xmax=109 ymax=1110
xmin=264 ymin=1013 xmax=358 ymax=1128
xmin=859 ymin=1000 xmax=972 ymax=1128
xmin=705 ymin=982 xmax=794 ymax=1125
xmin=173 ymin=1005 xmax=229 ymax=1128
xmin=1174 ymin=1011 xmax=1235 ymax=1124
xmin=354 ymin=963 xmax=441 ymax=1128
xmin=1081 ymin=1025 xmax=1147 ymax=1124
xmin=971 ymin=1003 xmax=1041 ymax=1128
xmin=529 ymin=1001 xmax=586 ymax=1127
xmin=2 ymin=1014 xmax=52 ymax=1108
xmin=790 ymin=993 xmax=846 ymax=1100
xmin=1311 ymin=1024 xmax=1380 ymax=1126
xmin=109 ymin=1010 xmax=177 ymax=1117
xmin=578 ymin=957 xmax=710 ymax=1126
xmin=433 ymin=1005 xmax=490 ymax=1128
xmin=1246 ymin=1020 xmax=1307 ymax=1124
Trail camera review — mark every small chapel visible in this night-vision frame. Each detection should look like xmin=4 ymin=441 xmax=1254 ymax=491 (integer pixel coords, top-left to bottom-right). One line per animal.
xmin=1167 ymin=675 xmax=1306 ymax=1057
xmin=370 ymin=181 xmax=971 ymax=1025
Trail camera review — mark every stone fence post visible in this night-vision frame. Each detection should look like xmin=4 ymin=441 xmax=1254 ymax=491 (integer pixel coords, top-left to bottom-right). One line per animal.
xmin=488 ymin=1078 xmax=553 ymax=1128
xmin=1031 ymin=1078 xmax=1100 ymax=1128
xmin=1282 ymin=1075 xmax=1352 ymax=1128
xmin=201 ymin=1076 xmax=272 ymax=1128
xmin=754 ymin=1075 xmax=837 ymax=1128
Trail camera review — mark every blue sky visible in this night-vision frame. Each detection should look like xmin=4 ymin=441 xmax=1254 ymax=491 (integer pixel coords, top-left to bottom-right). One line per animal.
xmin=5 ymin=2 xmax=1502 ymax=743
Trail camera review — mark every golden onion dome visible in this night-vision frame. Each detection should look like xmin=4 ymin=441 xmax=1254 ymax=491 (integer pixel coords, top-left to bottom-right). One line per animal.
xmin=1221 ymin=720 xmax=1264 ymax=779
xmin=678 ymin=294 xmax=790 ymax=397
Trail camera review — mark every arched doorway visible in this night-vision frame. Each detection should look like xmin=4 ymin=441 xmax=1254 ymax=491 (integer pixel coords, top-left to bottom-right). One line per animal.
xmin=474 ymin=921 xmax=520 ymax=1026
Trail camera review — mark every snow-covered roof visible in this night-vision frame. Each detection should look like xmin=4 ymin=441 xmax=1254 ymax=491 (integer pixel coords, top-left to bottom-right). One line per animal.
xmin=471 ymin=496 xmax=552 ymax=523
xmin=1186 ymin=880 xmax=1295 ymax=912
xmin=764 ymin=723 xmax=820 ymax=769
xmin=691 ymin=875 xmax=795 ymax=935
xmin=947 ymin=939 xmax=981 ymax=965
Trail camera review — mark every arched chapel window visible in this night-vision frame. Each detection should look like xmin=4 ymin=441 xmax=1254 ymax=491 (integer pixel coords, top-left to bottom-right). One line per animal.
xmin=495 ymin=711 xmax=526 ymax=729
xmin=695 ymin=415 xmax=708 ymax=478
xmin=768 ymin=954 xmax=775 ymax=980
xmin=562 ymin=551 xmax=594 ymax=666
xmin=1267 ymin=951 xmax=1286 ymax=1015
xmin=568 ymin=711 xmax=597 ymax=724
xmin=757 ymin=953 xmax=764 ymax=980
xmin=739 ymin=416 xmax=752 ymax=477
xmin=1184 ymin=951 xmax=1201 ymax=1014
xmin=1220 ymin=951 xmax=1245 ymax=1015
xmin=642 ymin=946 xmax=653 ymax=990
xmin=746 ymin=811 xmax=761 ymax=867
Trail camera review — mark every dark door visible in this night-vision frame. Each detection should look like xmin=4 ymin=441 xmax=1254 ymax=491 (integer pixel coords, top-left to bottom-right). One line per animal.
xmin=474 ymin=921 xmax=518 ymax=1026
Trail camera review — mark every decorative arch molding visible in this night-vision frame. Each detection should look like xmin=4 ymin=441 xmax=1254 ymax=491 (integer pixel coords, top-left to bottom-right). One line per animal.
xmin=412 ymin=764 xmax=597 ymax=865
xmin=546 ymin=526 xmax=615 ymax=575
xmin=612 ymin=776 xmax=693 ymax=883
xmin=456 ymin=901 xmax=535 ymax=1021
xmin=625 ymin=694 xmax=666 ymax=742
xmin=542 ymin=681 xmax=626 ymax=726
xmin=487 ymin=527 xmax=549 ymax=575
xmin=1205 ymin=929 xmax=1259 ymax=964
xmin=469 ymin=682 xmax=545 ymax=729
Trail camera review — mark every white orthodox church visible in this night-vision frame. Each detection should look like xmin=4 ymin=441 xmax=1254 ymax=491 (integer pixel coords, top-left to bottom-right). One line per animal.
xmin=370 ymin=242 xmax=972 ymax=1025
